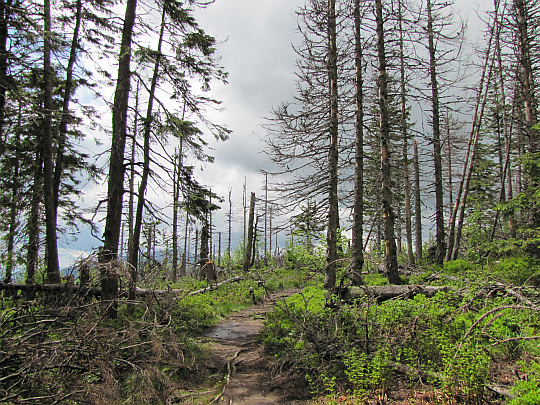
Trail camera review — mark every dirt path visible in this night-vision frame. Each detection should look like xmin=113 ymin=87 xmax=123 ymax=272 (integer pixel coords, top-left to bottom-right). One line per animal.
xmin=195 ymin=288 xmax=312 ymax=405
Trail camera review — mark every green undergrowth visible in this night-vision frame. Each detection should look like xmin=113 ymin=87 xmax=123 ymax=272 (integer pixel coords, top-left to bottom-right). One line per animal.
xmin=260 ymin=272 xmax=540 ymax=404
xmin=0 ymin=262 xmax=318 ymax=404
xmin=441 ymin=256 xmax=540 ymax=286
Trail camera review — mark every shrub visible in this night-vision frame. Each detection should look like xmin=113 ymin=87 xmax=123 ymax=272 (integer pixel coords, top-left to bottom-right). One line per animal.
xmin=509 ymin=362 xmax=540 ymax=405
xmin=491 ymin=257 xmax=540 ymax=286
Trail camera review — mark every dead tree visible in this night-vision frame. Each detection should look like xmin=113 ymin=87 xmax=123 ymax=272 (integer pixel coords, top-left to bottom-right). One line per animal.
xmin=376 ymin=0 xmax=400 ymax=284
xmin=244 ymin=192 xmax=255 ymax=271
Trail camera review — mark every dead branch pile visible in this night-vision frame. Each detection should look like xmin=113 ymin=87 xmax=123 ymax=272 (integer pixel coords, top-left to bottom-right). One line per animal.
xmin=0 ymin=288 xmax=200 ymax=404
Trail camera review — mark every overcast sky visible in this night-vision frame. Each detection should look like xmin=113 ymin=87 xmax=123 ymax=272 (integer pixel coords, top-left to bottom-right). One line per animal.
xmin=58 ymin=0 xmax=491 ymax=269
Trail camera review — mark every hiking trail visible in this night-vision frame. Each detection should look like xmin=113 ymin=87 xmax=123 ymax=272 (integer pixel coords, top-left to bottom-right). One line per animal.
xmin=195 ymin=288 xmax=311 ymax=405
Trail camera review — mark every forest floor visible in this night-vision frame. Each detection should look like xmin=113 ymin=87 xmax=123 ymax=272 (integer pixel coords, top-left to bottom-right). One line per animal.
xmin=186 ymin=287 xmax=312 ymax=404
xmin=176 ymin=287 xmax=497 ymax=405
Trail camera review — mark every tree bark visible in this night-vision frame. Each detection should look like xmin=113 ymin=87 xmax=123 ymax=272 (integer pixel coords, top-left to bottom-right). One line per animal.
xmin=514 ymin=0 xmax=539 ymax=230
xmin=351 ymin=0 xmax=364 ymax=286
xmin=376 ymin=0 xmax=400 ymax=285
xmin=26 ymin=146 xmax=42 ymax=285
xmin=53 ymin=0 xmax=82 ymax=214
xmin=325 ymin=0 xmax=339 ymax=290
xmin=452 ymin=52 xmax=495 ymax=260
xmin=227 ymin=189 xmax=232 ymax=259
xmin=398 ymin=0 xmax=414 ymax=265
xmin=514 ymin=0 xmax=538 ymax=151
xmin=182 ymin=213 xmax=189 ymax=276
xmin=100 ymin=0 xmax=138 ymax=317
xmin=0 ymin=0 xmax=12 ymax=156
xmin=342 ymin=285 xmax=449 ymax=302
xmin=5 ymin=104 xmax=20 ymax=284
xmin=127 ymin=3 xmax=165 ymax=303
xmin=200 ymin=223 xmax=210 ymax=264
xmin=491 ymin=4 xmax=515 ymax=241
xmin=446 ymin=12 xmax=494 ymax=262
xmin=426 ymin=0 xmax=446 ymax=266
xmin=172 ymin=148 xmax=180 ymax=282
xmin=127 ymin=81 xmax=139 ymax=299
xmin=244 ymin=192 xmax=255 ymax=271
xmin=446 ymin=123 xmax=453 ymax=221
xmin=43 ymin=0 xmax=60 ymax=283
xmin=251 ymin=214 xmax=258 ymax=267
xmin=414 ymin=139 xmax=422 ymax=261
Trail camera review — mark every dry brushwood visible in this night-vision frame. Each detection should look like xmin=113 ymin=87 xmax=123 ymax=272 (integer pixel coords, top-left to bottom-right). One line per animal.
xmin=0 ymin=292 xmax=196 ymax=404
xmin=0 ymin=276 xmax=243 ymax=299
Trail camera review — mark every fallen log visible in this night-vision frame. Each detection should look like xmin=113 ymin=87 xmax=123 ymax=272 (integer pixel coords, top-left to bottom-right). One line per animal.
xmin=0 ymin=282 xmax=85 ymax=294
xmin=342 ymin=285 xmax=450 ymax=302
xmin=0 ymin=276 xmax=243 ymax=298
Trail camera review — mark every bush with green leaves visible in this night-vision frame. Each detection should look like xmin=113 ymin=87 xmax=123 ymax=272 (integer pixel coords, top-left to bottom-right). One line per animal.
xmin=444 ymin=259 xmax=476 ymax=275
xmin=509 ymin=362 xmax=540 ymax=405
xmin=261 ymin=285 xmax=540 ymax=403
xmin=284 ymin=231 xmax=325 ymax=273
xmin=491 ymin=256 xmax=540 ymax=286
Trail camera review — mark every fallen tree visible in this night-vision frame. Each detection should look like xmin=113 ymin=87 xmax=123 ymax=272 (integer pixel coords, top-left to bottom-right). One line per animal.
xmin=340 ymin=284 xmax=451 ymax=301
xmin=0 ymin=276 xmax=243 ymax=298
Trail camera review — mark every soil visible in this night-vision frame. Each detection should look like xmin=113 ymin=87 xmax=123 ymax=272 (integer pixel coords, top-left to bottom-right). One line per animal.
xmin=181 ymin=288 xmax=312 ymax=404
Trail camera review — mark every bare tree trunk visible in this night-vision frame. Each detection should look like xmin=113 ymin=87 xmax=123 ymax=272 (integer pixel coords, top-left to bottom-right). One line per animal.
xmin=243 ymin=177 xmax=247 ymax=250
xmin=506 ymin=84 xmax=517 ymax=237
xmin=403 ymin=121 xmax=415 ymax=266
xmin=194 ymin=228 xmax=198 ymax=264
xmin=269 ymin=207 xmax=273 ymax=256
xmin=127 ymin=6 xmax=165 ymax=302
xmin=414 ymin=139 xmax=422 ymax=261
xmin=376 ymin=0 xmax=400 ymax=284
xmin=426 ymin=0 xmax=446 ymax=266
xmin=218 ymin=232 xmax=221 ymax=267
xmin=200 ymin=223 xmax=209 ymax=264
xmin=127 ymin=81 xmax=138 ymax=268
xmin=517 ymin=127 xmax=523 ymax=194
xmin=53 ymin=0 xmax=82 ymax=214
xmin=351 ymin=0 xmax=364 ymax=286
xmin=244 ymin=192 xmax=255 ymax=271
xmin=264 ymin=173 xmax=268 ymax=257
xmin=491 ymin=3 xmax=516 ymax=240
xmin=396 ymin=194 xmax=402 ymax=257
xmin=453 ymin=54 xmax=495 ymax=260
xmin=172 ymin=140 xmax=184 ymax=281
xmin=325 ymin=0 xmax=339 ymax=289
xmin=145 ymin=225 xmax=151 ymax=272
xmin=251 ymin=214 xmax=258 ymax=267
xmin=181 ymin=213 xmax=189 ymax=276
xmin=26 ymin=143 xmax=42 ymax=285
xmin=100 ymin=0 xmax=138 ymax=317
xmin=227 ymin=189 xmax=232 ymax=259
xmin=172 ymin=150 xmax=179 ymax=282
xmin=514 ymin=0 xmax=538 ymax=151
xmin=43 ymin=0 xmax=60 ymax=283
xmin=126 ymin=82 xmax=139 ymax=311
xmin=5 ymin=104 xmax=20 ymax=283
xmin=209 ymin=192 xmax=213 ymax=261
xmin=0 ymin=0 xmax=12 ymax=156
xmin=446 ymin=121 xmax=453 ymax=220
xmin=446 ymin=20 xmax=494 ymax=262
xmin=514 ymin=0 xmax=539 ymax=231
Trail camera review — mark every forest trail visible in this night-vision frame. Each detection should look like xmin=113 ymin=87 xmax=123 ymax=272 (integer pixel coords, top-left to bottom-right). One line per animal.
xmin=196 ymin=288 xmax=312 ymax=405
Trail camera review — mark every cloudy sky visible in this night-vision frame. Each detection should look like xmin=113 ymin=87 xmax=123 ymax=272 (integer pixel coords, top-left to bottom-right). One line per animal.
xmin=59 ymin=0 xmax=490 ymax=268
xmin=60 ymin=0 xmax=306 ymax=267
